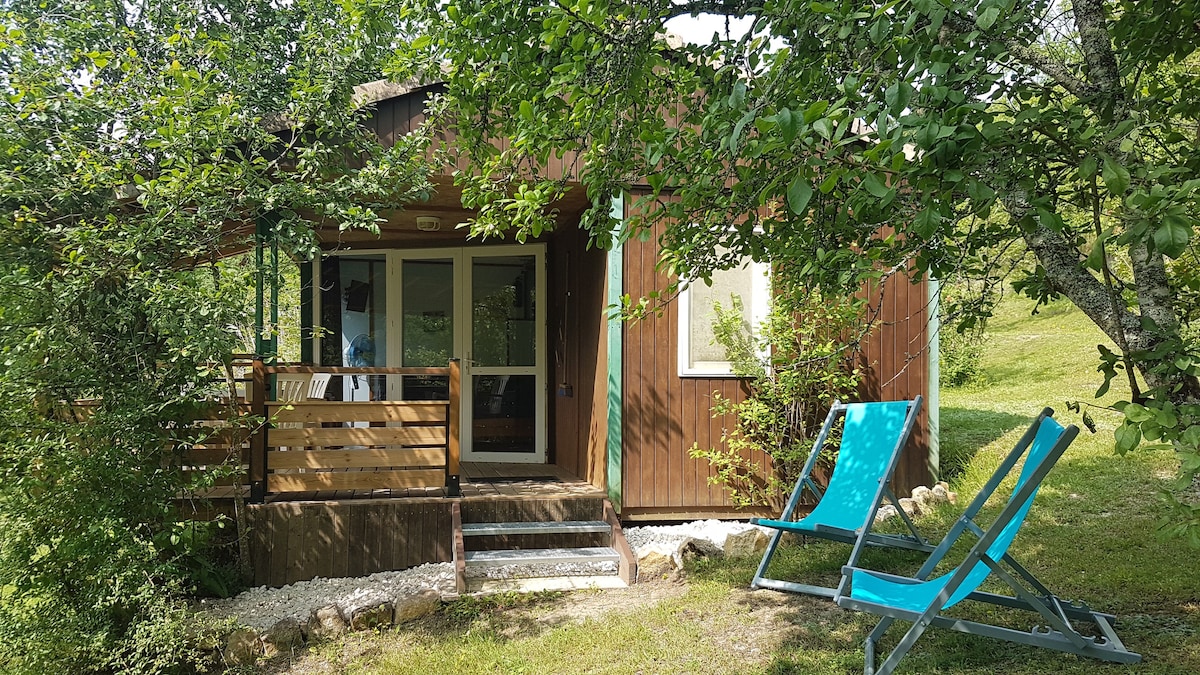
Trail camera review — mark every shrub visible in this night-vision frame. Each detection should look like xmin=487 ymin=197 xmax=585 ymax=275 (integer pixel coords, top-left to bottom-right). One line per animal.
xmin=689 ymin=290 xmax=862 ymax=509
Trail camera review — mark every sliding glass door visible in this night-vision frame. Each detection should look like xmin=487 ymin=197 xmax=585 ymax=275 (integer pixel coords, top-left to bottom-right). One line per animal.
xmin=316 ymin=245 xmax=546 ymax=463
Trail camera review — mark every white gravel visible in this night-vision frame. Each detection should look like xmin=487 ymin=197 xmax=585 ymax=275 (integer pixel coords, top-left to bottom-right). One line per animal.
xmin=199 ymin=562 xmax=456 ymax=632
xmin=200 ymin=520 xmax=757 ymax=633
xmin=623 ymin=519 xmax=764 ymax=556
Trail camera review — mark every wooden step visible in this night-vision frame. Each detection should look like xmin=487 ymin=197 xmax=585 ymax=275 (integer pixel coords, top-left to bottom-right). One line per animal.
xmin=464 ymin=547 xmax=620 ymax=567
xmin=461 ymin=520 xmax=610 ymax=537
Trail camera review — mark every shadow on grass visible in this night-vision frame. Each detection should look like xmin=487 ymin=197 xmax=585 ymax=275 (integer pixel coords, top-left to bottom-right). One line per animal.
xmin=939 ymin=407 xmax=1028 ymax=480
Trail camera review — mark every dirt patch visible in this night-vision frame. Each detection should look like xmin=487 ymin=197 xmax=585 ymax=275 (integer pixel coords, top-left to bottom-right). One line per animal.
xmin=256 ymin=574 xmax=835 ymax=674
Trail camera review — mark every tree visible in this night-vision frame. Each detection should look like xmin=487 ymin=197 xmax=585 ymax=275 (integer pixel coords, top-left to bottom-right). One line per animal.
xmin=391 ymin=0 xmax=1200 ymax=539
xmin=0 ymin=1 xmax=428 ymax=670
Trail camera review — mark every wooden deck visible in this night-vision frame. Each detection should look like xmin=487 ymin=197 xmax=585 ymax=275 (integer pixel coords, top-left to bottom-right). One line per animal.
xmin=260 ymin=462 xmax=604 ymax=503
xmin=240 ymin=463 xmax=609 ymax=587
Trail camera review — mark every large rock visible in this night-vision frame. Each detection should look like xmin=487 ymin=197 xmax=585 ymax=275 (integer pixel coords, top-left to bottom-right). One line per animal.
xmin=224 ymin=628 xmax=262 ymax=666
xmin=910 ymin=485 xmax=934 ymax=506
xmin=874 ymin=504 xmax=899 ymax=524
xmin=351 ymin=600 xmax=395 ymax=631
xmin=393 ymin=589 xmax=441 ymax=625
xmin=898 ymin=497 xmax=920 ymax=517
xmin=721 ymin=526 xmax=770 ymax=558
xmin=307 ymin=604 xmax=347 ymax=641
xmin=260 ymin=618 xmax=303 ymax=658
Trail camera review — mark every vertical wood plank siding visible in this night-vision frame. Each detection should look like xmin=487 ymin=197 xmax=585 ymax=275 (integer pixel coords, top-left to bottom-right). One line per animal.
xmin=620 ymin=193 xmax=933 ymax=515
xmin=247 ymin=500 xmax=454 ymax=588
xmin=547 ymin=225 xmax=610 ymax=490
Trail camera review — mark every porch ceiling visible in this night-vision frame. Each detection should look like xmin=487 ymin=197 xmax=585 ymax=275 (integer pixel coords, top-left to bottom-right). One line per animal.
xmin=312 ymin=176 xmax=592 ymax=249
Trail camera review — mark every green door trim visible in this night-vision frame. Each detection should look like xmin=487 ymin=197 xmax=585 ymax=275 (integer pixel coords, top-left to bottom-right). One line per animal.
xmin=606 ymin=194 xmax=624 ymax=509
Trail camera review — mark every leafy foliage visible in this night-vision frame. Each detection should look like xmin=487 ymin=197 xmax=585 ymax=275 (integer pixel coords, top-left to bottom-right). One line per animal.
xmin=393 ymin=1 xmax=1200 ymax=539
xmin=689 ymin=290 xmax=861 ymax=508
xmin=0 ymin=0 xmax=432 ymax=671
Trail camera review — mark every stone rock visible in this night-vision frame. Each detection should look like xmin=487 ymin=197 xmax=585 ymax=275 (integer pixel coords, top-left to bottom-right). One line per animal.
xmin=636 ymin=547 xmax=676 ymax=580
xmin=350 ymin=600 xmax=395 ymax=631
xmin=307 ymin=604 xmax=347 ymax=641
xmin=934 ymin=481 xmax=958 ymax=504
xmin=260 ymin=618 xmax=303 ymax=658
xmin=393 ymin=589 xmax=441 ymax=625
xmin=224 ymin=628 xmax=262 ymax=666
xmin=722 ymin=526 xmax=770 ymax=558
xmin=874 ymin=504 xmax=898 ymax=524
xmin=898 ymin=497 xmax=920 ymax=517
xmin=910 ymin=485 xmax=934 ymax=505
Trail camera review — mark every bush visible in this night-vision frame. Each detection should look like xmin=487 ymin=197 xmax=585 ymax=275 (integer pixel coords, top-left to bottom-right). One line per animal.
xmin=689 ymin=290 xmax=862 ymax=509
xmin=938 ymin=283 xmax=990 ymax=387
xmin=940 ymin=325 xmax=987 ymax=386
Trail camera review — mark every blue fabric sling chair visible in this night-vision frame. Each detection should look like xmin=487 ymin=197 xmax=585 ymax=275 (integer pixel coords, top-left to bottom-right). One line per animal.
xmin=835 ymin=409 xmax=1141 ymax=674
xmin=750 ymin=397 xmax=932 ymax=599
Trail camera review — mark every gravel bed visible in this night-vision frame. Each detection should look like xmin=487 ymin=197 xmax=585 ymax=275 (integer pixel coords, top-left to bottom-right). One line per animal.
xmin=465 ymin=560 xmax=618 ymax=579
xmin=199 ymin=562 xmax=455 ymax=632
xmin=200 ymin=520 xmax=758 ymax=632
xmin=624 ymin=519 xmax=763 ymax=556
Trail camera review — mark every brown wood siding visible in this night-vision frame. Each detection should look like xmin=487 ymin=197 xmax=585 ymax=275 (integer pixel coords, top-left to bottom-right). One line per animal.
xmin=620 ymin=194 xmax=933 ymax=515
xmin=248 ymin=499 xmax=453 ymax=587
xmin=547 ymin=226 xmax=608 ymax=490
xmin=858 ymin=272 xmax=933 ymax=494
xmin=621 ymin=193 xmax=757 ymax=514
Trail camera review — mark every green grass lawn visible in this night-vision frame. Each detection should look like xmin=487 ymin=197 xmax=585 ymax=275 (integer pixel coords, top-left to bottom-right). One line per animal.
xmin=280 ymin=297 xmax=1200 ymax=674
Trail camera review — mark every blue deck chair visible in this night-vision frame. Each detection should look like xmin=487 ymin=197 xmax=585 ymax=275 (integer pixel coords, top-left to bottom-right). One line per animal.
xmin=750 ymin=398 xmax=931 ymax=599
xmin=835 ymin=409 xmax=1141 ymax=674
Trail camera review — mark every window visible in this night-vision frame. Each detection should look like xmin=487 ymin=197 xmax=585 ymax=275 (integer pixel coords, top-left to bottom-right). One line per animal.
xmin=678 ymin=258 xmax=770 ymax=377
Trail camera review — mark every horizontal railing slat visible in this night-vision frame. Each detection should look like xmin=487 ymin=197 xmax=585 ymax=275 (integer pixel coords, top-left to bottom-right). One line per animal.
xmin=268 ymin=426 xmax=445 ymax=447
xmin=181 ymin=447 xmax=251 ymax=465
xmin=270 ymin=401 xmax=448 ymax=423
xmin=267 ymin=366 xmax=449 ymax=375
xmin=268 ymin=447 xmax=446 ymax=469
xmin=268 ymin=469 xmax=444 ymax=492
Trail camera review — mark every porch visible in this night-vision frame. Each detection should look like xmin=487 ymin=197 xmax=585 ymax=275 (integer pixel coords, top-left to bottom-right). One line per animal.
xmin=181 ymin=358 xmax=626 ymax=589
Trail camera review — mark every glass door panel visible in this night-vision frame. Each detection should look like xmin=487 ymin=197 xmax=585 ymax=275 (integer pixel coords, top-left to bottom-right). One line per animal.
xmin=319 ymin=254 xmax=386 ymax=402
xmin=400 ymin=258 xmax=454 ymax=401
xmin=465 ymin=250 xmax=544 ymax=462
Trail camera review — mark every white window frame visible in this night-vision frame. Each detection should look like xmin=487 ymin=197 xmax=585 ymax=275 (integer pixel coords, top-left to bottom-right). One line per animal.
xmin=677 ymin=258 xmax=771 ymax=378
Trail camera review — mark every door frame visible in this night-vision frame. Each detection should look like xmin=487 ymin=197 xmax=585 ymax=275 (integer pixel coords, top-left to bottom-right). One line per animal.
xmin=314 ymin=245 xmax=547 ymax=464
xmin=460 ymin=244 xmax=547 ymax=464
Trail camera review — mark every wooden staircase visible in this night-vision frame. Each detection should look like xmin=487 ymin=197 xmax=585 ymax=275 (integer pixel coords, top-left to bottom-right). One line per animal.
xmin=451 ymin=498 xmax=636 ymax=593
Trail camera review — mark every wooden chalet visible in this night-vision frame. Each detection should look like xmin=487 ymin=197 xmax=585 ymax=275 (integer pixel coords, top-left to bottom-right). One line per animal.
xmin=185 ymin=81 xmax=938 ymax=590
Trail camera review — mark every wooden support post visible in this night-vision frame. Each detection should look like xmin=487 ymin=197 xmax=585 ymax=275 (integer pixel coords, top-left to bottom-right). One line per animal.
xmin=249 ymin=357 xmax=268 ymax=503
xmin=446 ymin=358 xmax=461 ymax=496
xmin=451 ymin=501 xmax=466 ymax=595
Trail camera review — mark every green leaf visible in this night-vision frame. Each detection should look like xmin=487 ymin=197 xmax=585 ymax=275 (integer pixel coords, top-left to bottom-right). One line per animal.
xmin=976 ymin=6 xmax=1000 ymax=30
xmin=518 ymin=100 xmax=533 ymax=121
xmin=914 ymin=208 xmax=939 ymax=237
xmin=778 ymin=108 xmax=798 ymax=143
xmin=1079 ymin=155 xmax=1098 ymax=180
xmin=1101 ymin=154 xmax=1130 ymax=197
xmin=1153 ymin=216 xmax=1191 ymax=258
xmin=786 ymin=173 xmax=813 ymax=215
xmin=1124 ymin=403 xmax=1154 ymax=423
xmin=862 ymin=173 xmax=891 ymax=198
xmin=1085 ymin=229 xmax=1111 ymax=271
xmin=1115 ymin=422 xmax=1142 ymax=455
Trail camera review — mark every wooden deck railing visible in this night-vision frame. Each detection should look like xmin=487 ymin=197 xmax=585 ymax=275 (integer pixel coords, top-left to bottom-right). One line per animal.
xmin=246 ymin=359 xmax=462 ymax=502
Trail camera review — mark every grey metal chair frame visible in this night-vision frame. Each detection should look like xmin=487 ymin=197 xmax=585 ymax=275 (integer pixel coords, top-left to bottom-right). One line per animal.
xmin=835 ymin=409 xmax=1140 ymax=674
xmin=751 ymin=397 xmax=932 ymax=599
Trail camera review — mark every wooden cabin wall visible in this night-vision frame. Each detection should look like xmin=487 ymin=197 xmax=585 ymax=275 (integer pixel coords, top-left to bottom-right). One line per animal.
xmin=620 ymin=195 xmax=758 ymax=517
xmin=857 ymin=273 xmax=934 ymax=494
xmin=547 ymin=226 xmax=609 ymax=489
xmin=364 ymin=85 xmax=581 ymax=181
xmin=619 ymin=192 xmax=933 ymax=517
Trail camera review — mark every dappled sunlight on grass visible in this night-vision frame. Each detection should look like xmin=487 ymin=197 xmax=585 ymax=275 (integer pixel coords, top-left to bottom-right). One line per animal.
xmin=304 ymin=296 xmax=1200 ymax=675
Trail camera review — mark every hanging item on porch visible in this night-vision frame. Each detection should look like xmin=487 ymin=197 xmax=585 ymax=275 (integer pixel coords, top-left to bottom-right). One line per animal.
xmin=344 ymin=280 xmax=372 ymax=313
xmin=345 ymin=333 xmax=376 ymax=392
